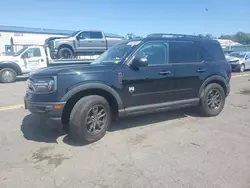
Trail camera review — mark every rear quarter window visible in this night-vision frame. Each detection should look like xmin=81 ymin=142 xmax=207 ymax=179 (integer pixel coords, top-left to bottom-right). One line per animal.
xmin=199 ymin=41 xmax=225 ymax=61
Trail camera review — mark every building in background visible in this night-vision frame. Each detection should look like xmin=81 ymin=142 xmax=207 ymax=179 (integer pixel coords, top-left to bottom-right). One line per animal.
xmin=217 ymin=39 xmax=241 ymax=49
xmin=0 ymin=26 xmax=74 ymax=56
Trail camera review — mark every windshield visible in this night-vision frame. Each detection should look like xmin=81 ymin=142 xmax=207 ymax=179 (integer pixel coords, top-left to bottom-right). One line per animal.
xmin=229 ymin=52 xmax=246 ymax=58
xmin=91 ymin=41 xmax=141 ymax=65
xmin=70 ymin=30 xmax=81 ymax=37
xmin=14 ymin=47 xmax=28 ymax=56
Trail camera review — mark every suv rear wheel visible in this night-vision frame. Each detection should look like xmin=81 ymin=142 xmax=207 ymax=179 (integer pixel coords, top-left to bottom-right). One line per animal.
xmin=199 ymin=83 xmax=225 ymax=117
xmin=69 ymin=95 xmax=111 ymax=143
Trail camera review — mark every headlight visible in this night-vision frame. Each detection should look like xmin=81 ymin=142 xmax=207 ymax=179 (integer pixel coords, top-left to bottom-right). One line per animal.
xmin=27 ymin=77 xmax=56 ymax=93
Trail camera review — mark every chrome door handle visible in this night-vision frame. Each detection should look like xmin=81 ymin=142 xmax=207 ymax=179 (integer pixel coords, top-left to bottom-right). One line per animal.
xmin=197 ymin=68 xmax=206 ymax=73
xmin=159 ymin=71 xmax=171 ymax=75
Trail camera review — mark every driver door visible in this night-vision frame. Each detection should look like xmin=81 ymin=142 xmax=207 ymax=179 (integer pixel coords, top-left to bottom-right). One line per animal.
xmin=76 ymin=31 xmax=91 ymax=50
xmin=21 ymin=47 xmax=46 ymax=72
xmin=120 ymin=41 xmax=175 ymax=108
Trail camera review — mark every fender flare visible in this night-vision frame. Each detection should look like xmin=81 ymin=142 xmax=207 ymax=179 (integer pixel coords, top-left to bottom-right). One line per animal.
xmin=0 ymin=61 xmax=22 ymax=75
xmin=57 ymin=43 xmax=74 ymax=51
xmin=60 ymin=82 xmax=124 ymax=109
xmin=198 ymin=75 xmax=228 ymax=97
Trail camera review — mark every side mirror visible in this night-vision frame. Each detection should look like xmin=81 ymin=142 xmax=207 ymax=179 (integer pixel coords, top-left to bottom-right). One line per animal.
xmin=21 ymin=53 xmax=28 ymax=59
xmin=130 ymin=57 xmax=148 ymax=70
xmin=76 ymin=35 xmax=81 ymax=40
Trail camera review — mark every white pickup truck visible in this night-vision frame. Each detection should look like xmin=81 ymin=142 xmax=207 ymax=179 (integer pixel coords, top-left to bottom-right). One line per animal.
xmin=0 ymin=46 xmax=98 ymax=83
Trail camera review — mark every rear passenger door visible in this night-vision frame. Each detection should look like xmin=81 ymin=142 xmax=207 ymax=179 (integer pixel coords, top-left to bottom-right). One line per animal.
xmin=89 ymin=31 xmax=106 ymax=51
xmin=169 ymin=41 xmax=208 ymax=101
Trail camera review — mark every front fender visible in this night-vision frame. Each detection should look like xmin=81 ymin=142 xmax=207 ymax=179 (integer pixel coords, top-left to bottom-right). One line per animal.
xmin=0 ymin=61 xmax=22 ymax=75
xmin=60 ymin=82 xmax=124 ymax=109
xmin=55 ymin=40 xmax=74 ymax=49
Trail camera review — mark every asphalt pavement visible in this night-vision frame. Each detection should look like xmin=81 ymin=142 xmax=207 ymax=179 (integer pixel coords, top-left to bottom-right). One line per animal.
xmin=0 ymin=73 xmax=250 ymax=188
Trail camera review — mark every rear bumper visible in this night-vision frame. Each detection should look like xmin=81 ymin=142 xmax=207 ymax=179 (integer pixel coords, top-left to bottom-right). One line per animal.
xmin=24 ymin=97 xmax=65 ymax=120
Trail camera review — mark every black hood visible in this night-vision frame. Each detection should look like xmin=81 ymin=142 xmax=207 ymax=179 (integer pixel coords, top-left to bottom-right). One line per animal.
xmin=30 ymin=64 xmax=116 ymax=77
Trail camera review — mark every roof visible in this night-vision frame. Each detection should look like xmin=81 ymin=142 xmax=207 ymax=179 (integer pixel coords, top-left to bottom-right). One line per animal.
xmin=0 ymin=25 xmax=75 ymax=35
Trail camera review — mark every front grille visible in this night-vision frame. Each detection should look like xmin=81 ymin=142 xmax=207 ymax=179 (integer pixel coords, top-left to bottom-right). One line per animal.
xmin=49 ymin=41 xmax=54 ymax=49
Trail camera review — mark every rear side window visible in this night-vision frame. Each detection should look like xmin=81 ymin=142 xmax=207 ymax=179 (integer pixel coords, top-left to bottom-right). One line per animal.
xmin=90 ymin=32 xmax=103 ymax=39
xmin=169 ymin=41 xmax=200 ymax=63
xmin=199 ymin=41 xmax=225 ymax=61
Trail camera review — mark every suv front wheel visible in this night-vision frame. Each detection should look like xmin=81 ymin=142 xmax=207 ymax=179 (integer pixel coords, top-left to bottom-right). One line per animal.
xmin=69 ymin=95 xmax=111 ymax=144
xmin=199 ymin=83 xmax=225 ymax=117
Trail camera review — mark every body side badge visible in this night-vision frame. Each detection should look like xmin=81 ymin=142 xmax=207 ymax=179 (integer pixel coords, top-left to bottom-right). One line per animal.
xmin=129 ymin=87 xmax=135 ymax=93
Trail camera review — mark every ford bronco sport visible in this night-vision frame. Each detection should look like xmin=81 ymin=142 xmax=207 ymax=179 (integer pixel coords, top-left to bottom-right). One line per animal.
xmin=24 ymin=33 xmax=231 ymax=143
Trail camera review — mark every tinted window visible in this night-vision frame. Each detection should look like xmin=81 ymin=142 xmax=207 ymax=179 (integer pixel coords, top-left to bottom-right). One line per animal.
xmin=229 ymin=52 xmax=245 ymax=58
xmin=23 ymin=48 xmax=41 ymax=58
xmin=169 ymin=41 xmax=200 ymax=63
xmin=78 ymin=32 xmax=90 ymax=39
xmin=199 ymin=42 xmax=225 ymax=61
xmin=90 ymin=32 xmax=103 ymax=39
xmin=135 ymin=42 xmax=168 ymax=65
xmin=33 ymin=48 xmax=41 ymax=57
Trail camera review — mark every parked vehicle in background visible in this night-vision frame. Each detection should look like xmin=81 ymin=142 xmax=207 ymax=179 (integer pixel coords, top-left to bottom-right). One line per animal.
xmin=24 ymin=33 xmax=231 ymax=144
xmin=226 ymin=51 xmax=250 ymax=72
xmin=48 ymin=30 xmax=125 ymax=59
xmin=0 ymin=46 xmax=95 ymax=83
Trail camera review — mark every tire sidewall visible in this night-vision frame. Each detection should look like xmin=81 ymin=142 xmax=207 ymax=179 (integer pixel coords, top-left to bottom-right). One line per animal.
xmin=240 ymin=64 xmax=245 ymax=72
xmin=70 ymin=96 xmax=111 ymax=143
xmin=200 ymin=83 xmax=225 ymax=116
xmin=0 ymin=68 xmax=17 ymax=83
xmin=58 ymin=48 xmax=73 ymax=59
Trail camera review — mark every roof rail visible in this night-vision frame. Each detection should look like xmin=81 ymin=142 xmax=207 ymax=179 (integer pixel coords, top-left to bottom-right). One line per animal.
xmin=147 ymin=33 xmax=203 ymax=38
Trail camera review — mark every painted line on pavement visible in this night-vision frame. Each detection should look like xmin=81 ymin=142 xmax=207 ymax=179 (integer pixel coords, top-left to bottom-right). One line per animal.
xmin=232 ymin=73 xmax=250 ymax=78
xmin=0 ymin=104 xmax=24 ymax=111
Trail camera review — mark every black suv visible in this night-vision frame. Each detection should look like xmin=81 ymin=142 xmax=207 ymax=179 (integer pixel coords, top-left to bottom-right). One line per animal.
xmin=24 ymin=33 xmax=231 ymax=143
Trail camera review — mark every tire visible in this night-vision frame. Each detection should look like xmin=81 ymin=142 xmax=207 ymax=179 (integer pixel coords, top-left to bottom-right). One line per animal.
xmin=199 ymin=83 xmax=225 ymax=117
xmin=239 ymin=64 xmax=245 ymax=72
xmin=0 ymin=68 xmax=17 ymax=83
xmin=57 ymin=47 xmax=74 ymax=59
xmin=69 ymin=95 xmax=111 ymax=144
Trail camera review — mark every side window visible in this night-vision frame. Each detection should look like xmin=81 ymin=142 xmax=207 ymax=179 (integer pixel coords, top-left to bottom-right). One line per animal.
xmin=134 ymin=42 xmax=168 ymax=65
xmin=169 ymin=41 xmax=200 ymax=63
xmin=33 ymin=48 xmax=41 ymax=57
xmin=78 ymin=32 xmax=90 ymax=39
xmin=90 ymin=32 xmax=103 ymax=39
xmin=199 ymin=42 xmax=225 ymax=61
xmin=23 ymin=48 xmax=41 ymax=58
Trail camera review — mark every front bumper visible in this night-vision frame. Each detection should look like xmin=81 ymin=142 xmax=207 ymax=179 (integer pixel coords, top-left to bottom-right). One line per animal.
xmin=49 ymin=49 xmax=58 ymax=58
xmin=230 ymin=63 xmax=240 ymax=71
xmin=24 ymin=97 xmax=65 ymax=120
